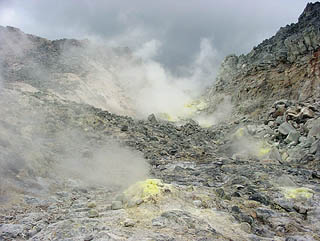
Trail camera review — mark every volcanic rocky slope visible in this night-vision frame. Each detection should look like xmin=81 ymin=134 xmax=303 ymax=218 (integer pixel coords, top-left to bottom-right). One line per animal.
xmin=0 ymin=25 xmax=135 ymax=116
xmin=0 ymin=2 xmax=320 ymax=241
xmin=207 ymin=2 xmax=320 ymax=118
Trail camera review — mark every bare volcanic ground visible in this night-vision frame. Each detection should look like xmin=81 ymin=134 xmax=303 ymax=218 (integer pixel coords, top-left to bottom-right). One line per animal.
xmin=0 ymin=3 xmax=320 ymax=241
xmin=0 ymin=84 xmax=319 ymax=241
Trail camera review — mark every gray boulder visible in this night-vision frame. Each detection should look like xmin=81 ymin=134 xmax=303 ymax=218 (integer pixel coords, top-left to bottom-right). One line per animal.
xmin=307 ymin=118 xmax=320 ymax=138
xmin=111 ymin=201 xmax=123 ymax=210
xmin=148 ymin=113 xmax=157 ymax=123
xmin=0 ymin=224 xmax=25 ymax=238
xmin=278 ymin=122 xmax=296 ymax=135
xmin=285 ymin=130 xmax=300 ymax=144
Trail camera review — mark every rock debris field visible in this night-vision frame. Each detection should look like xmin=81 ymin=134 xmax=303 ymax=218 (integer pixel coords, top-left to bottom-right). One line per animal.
xmin=1 ymin=2 xmax=320 ymax=241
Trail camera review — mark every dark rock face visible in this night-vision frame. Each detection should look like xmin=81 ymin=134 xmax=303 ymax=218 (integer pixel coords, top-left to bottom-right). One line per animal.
xmin=206 ymin=2 xmax=320 ymax=117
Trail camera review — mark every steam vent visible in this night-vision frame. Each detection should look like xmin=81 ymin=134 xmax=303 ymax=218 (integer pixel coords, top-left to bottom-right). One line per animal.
xmin=1 ymin=2 xmax=320 ymax=241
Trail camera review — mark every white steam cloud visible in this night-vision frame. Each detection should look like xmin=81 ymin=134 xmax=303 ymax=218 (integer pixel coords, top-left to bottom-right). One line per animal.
xmin=111 ymin=37 xmax=221 ymax=119
xmin=134 ymin=39 xmax=162 ymax=60
xmin=194 ymin=95 xmax=233 ymax=127
xmin=52 ymin=129 xmax=150 ymax=188
xmin=0 ymin=26 xmax=230 ymax=203
xmin=38 ymin=34 xmax=222 ymax=122
xmin=0 ymin=87 xmax=149 ymax=202
xmin=1 ymin=25 xmax=227 ymax=124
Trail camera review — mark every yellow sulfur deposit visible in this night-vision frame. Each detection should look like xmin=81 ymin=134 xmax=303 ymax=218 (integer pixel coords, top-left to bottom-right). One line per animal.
xmin=182 ymin=100 xmax=208 ymax=118
xmin=197 ymin=121 xmax=212 ymax=128
xmin=123 ymin=179 xmax=172 ymax=204
xmin=139 ymin=179 xmax=161 ymax=197
xmin=234 ymin=127 xmax=245 ymax=138
xmin=157 ymin=113 xmax=178 ymax=122
xmin=257 ymin=143 xmax=272 ymax=157
xmin=283 ymin=187 xmax=314 ymax=199
xmin=157 ymin=99 xmax=208 ymax=123
xmin=184 ymin=100 xmax=208 ymax=111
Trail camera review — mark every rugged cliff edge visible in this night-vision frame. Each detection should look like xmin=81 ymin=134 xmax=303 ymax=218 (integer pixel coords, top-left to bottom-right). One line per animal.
xmin=207 ymin=2 xmax=320 ymax=117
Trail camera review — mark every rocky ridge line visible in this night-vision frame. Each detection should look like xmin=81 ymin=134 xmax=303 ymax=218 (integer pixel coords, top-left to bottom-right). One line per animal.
xmin=207 ymin=2 xmax=320 ymax=117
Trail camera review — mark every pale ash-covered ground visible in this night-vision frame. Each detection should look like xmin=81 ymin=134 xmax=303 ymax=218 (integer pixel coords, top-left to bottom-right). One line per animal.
xmin=1 ymin=2 xmax=320 ymax=241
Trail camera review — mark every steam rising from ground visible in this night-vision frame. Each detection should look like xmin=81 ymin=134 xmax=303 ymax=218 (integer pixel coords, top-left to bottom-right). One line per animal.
xmin=1 ymin=26 xmax=228 ymax=124
xmin=128 ymin=38 xmax=220 ymax=119
xmin=0 ymin=27 xmax=231 ymax=202
xmin=53 ymin=130 xmax=149 ymax=187
xmin=229 ymin=126 xmax=278 ymax=161
xmin=0 ymin=87 xmax=149 ymax=202
xmin=193 ymin=95 xmax=233 ymax=127
xmin=69 ymin=36 xmax=222 ymax=120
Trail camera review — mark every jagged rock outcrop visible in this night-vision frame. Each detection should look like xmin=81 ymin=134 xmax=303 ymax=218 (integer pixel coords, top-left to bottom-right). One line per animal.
xmin=0 ymin=25 xmax=135 ymax=116
xmin=207 ymin=2 xmax=320 ymax=117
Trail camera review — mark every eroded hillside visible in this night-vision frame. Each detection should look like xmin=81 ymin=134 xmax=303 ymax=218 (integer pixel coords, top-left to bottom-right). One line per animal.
xmin=0 ymin=2 xmax=320 ymax=241
xmin=206 ymin=2 xmax=320 ymax=118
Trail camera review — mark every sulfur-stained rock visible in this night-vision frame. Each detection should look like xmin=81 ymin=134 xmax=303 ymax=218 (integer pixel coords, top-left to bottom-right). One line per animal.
xmin=268 ymin=147 xmax=282 ymax=162
xmin=282 ymin=187 xmax=314 ymax=200
xmin=122 ymin=179 xmax=172 ymax=207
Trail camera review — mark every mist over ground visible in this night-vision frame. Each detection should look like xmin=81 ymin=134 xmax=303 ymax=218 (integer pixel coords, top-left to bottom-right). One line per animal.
xmin=0 ymin=85 xmax=149 ymax=201
xmin=0 ymin=2 xmax=315 ymax=196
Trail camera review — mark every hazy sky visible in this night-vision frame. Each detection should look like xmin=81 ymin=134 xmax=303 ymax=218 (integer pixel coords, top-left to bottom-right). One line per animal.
xmin=0 ymin=0 xmax=315 ymax=72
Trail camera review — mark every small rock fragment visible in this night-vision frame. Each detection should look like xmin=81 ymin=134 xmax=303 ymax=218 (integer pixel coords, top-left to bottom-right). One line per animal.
xmin=240 ymin=222 xmax=251 ymax=233
xmin=84 ymin=234 xmax=94 ymax=241
xmin=123 ymin=219 xmax=136 ymax=227
xmin=148 ymin=113 xmax=157 ymax=123
xmin=88 ymin=209 xmax=99 ymax=218
xmin=249 ymin=193 xmax=269 ymax=205
xmin=87 ymin=201 xmax=96 ymax=208
xmin=278 ymin=122 xmax=296 ymax=135
xmin=310 ymin=140 xmax=319 ymax=154
xmin=111 ymin=201 xmax=123 ymax=210
xmin=285 ymin=130 xmax=300 ymax=144
xmin=193 ymin=200 xmax=202 ymax=208
xmin=307 ymin=118 xmax=320 ymax=138
xmin=152 ymin=217 xmax=165 ymax=227
xmin=121 ymin=125 xmax=128 ymax=131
